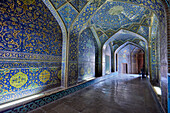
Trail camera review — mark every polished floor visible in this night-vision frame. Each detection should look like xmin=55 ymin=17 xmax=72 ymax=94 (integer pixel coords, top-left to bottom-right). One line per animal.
xmin=29 ymin=73 xmax=161 ymax=113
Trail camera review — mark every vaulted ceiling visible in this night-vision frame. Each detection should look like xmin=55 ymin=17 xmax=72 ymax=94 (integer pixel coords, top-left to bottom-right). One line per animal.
xmin=91 ymin=1 xmax=150 ymax=31
xmin=48 ymin=0 xmax=162 ymax=52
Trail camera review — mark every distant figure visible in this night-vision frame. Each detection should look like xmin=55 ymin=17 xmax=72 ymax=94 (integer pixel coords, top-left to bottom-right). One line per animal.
xmin=141 ymin=68 xmax=145 ymax=78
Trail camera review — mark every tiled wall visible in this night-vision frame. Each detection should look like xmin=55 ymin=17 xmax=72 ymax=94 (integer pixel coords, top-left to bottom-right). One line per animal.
xmin=150 ymin=14 xmax=159 ymax=81
xmin=0 ymin=0 xmax=62 ymax=104
xmin=78 ymin=28 xmax=96 ymax=82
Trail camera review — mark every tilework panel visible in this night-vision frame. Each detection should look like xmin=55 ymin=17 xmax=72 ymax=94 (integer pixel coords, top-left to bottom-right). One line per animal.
xmin=105 ymin=29 xmax=115 ymax=38
xmin=67 ymin=0 xmax=106 ymax=85
xmin=144 ymin=9 xmax=152 ymax=17
xmin=0 ymin=66 xmax=61 ymax=104
xmin=112 ymin=32 xmax=144 ymax=47
xmin=78 ymin=63 xmax=95 ymax=82
xmin=96 ymin=30 xmax=103 ymax=37
xmin=50 ymin=0 xmax=66 ymax=9
xmin=0 ymin=0 xmax=63 ymax=104
xmin=42 ymin=0 xmax=68 ymax=88
xmin=0 ymin=0 xmax=62 ymax=56
xmin=67 ymin=0 xmax=105 ymax=84
xmin=68 ymin=62 xmax=78 ymax=86
xmin=69 ymin=0 xmax=88 ymax=12
xmin=120 ymin=0 xmax=165 ymax=21
xmin=129 ymin=25 xmax=140 ymax=33
xmin=141 ymin=18 xmax=151 ymax=26
xmin=91 ymin=0 xmax=106 ymax=8
xmin=0 ymin=61 xmax=61 ymax=69
xmin=68 ymin=0 xmax=106 ymax=61
xmin=78 ymin=28 xmax=96 ymax=82
xmin=58 ymin=3 xmax=78 ymax=30
xmin=91 ymin=1 xmax=147 ymax=31
xmin=0 ymin=51 xmax=62 ymax=61
xmin=99 ymin=34 xmax=109 ymax=45
xmin=137 ymin=26 xmax=149 ymax=39
xmin=150 ymin=14 xmax=158 ymax=80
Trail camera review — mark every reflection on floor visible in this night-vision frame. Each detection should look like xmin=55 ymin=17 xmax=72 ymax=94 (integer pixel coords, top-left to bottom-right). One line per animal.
xmin=29 ymin=73 xmax=161 ymax=113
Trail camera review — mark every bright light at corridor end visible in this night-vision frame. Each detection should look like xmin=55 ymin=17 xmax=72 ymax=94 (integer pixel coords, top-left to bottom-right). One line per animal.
xmin=0 ymin=94 xmax=43 ymax=110
xmin=153 ymin=86 xmax=162 ymax=96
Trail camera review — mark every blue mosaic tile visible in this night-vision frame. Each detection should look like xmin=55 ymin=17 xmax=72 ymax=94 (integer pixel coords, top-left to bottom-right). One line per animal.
xmin=137 ymin=26 xmax=149 ymax=39
xmin=96 ymin=30 xmax=103 ymax=37
xmin=0 ymin=67 xmax=61 ymax=104
xmin=0 ymin=0 xmax=63 ymax=104
xmin=58 ymin=3 xmax=78 ymax=30
xmin=141 ymin=18 xmax=151 ymax=26
xmin=129 ymin=25 xmax=140 ymax=33
xmin=0 ymin=0 xmax=63 ymax=56
xmin=78 ymin=28 xmax=96 ymax=82
xmin=69 ymin=0 xmax=88 ymax=12
xmin=99 ymin=34 xmax=108 ymax=45
xmin=150 ymin=15 xmax=158 ymax=80
xmin=105 ymin=29 xmax=115 ymax=37
xmin=50 ymin=0 xmax=66 ymax=9
xmin=110 ymin=31 xmax=145 ymax=50
xmin=91 ymin=1 xmax=147 ymax=31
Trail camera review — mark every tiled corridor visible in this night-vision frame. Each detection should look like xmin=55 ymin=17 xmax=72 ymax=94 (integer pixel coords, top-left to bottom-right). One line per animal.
xmin=29 ymin=74 xmax=161 ymax=113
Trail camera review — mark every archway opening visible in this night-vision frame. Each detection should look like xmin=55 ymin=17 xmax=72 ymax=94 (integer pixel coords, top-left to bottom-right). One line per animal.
xmin=115 ymin=44 xmax=145 ymax=74
xmin=102 ymin=29 xmax=148 ymax=76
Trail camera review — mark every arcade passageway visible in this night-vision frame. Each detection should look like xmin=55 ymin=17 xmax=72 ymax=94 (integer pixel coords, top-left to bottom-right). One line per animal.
xmin=0 ymin=0 xmax=169 ymax=113
xmin=29 ymin=73 xmax=161 ymax=113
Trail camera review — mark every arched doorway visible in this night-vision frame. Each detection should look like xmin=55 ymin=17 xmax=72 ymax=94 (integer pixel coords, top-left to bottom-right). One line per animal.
xmin=102 ymin=30 xmax=148 ymax=76
xmin=115 ymin=43 xmax=145 ymax=74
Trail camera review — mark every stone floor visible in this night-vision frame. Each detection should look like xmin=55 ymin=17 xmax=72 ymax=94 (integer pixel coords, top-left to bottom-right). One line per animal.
xmin=28 ymin=73 xmax=161 ymax=113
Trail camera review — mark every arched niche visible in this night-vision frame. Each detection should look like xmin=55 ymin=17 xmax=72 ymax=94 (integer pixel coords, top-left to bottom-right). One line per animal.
xmin=42 ymin=0 xmax=67 ymax=88
xmin=78 ymin=27 xmax=100 ymax=82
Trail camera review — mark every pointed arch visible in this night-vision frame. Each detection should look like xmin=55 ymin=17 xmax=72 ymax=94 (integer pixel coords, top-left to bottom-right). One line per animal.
xmin=42 ymin=0 xmax=68 ymax=87
xmin=114 ymin=42 xmax=145 ymax=74
xmin=102 ymin=29 xmax=148 ymax=75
